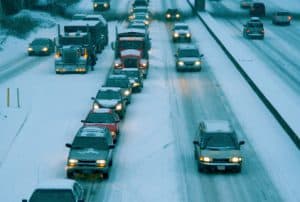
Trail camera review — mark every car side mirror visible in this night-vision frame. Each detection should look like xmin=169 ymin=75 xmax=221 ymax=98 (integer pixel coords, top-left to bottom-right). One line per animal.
xmin=111 ymin=42 xmax=115 ymax=50
xmin=65 ymin=143 xmax=72 ymax=148
xmin=174 ymin=54 xmax=177 ymax=57
xmin=239 ymin=141 xmax=245 ymax=145
xmin=81 ymin=120 xmax=86 ymax=123
xmin=193 ymin=140 xmax=199 ymax=145
xmin=109 ymin=144 xmax=115 ymax=149
xmin=91 ymin=97 xmax=95 ymax=100
xmin=200 ymin=54 xmax=204 ymax=57
xmin=22 ymin=199 xmax=27 ymax=202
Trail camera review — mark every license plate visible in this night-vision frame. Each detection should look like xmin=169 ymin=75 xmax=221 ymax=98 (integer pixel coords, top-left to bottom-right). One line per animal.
xmin=217 ymin=166 xmax=225 ymax=170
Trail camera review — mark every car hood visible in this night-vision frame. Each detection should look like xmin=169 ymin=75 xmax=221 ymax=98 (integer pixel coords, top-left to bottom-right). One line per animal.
xmin=84 ymin=122 xmax=117 ymax=131
xmin=175 ymin=30 xmax=189 ymax=34
xmin=178 ymin=57 xmax=200 ymax=62
xmin=201 ymin=149 xmax=242 ymax=158
xmin=69 ymin=148 xmax=108 ymax=160
xmin=96 ymin=99 xmax=120 ymax=107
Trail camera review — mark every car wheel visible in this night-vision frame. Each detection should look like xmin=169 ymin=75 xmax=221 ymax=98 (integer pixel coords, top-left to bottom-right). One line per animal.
xmin=67 ymin=171 xmax=74 ymax=179
xmin=198 ymin=164 xmax=205 ymax=173
xmin=234 ymin=166 xmax=242 ymax=173
xmin=103 ymin=172 xmax=109 ymax=179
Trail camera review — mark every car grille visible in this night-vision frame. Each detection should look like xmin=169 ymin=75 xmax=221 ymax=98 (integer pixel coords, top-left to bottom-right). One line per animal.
xmin=124 ymin=59 xmax=138 ymax=67
xmin=78 ymin=160 xmax=96 ymax=166
xmin=213 ymin=158 xmax=229 ymax=163
xmin=184 ymin=61 xmax=194 ymax=66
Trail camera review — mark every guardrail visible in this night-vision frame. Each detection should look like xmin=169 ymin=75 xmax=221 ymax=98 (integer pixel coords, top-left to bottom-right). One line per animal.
xmin=186 ymin=0 xmax=300 ymax=149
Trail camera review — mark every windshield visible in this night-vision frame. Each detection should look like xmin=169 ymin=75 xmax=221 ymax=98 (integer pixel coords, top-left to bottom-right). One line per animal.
xmin=86 ymin=113 xmax=116 ymax=123
xmin=175 ymin=25 xmax=188 ymax=30
xmin=96 ymin=90 xmax=121 ymax=99
xmin=203 ymin=133 xmax=237 ymax=150
xmin=60 ymin=36 xmax=87 ymax=45
xmin=72 ymin=136 xmax=108 ymax=149
xmin=105 ymin=79 xmax=129 ymax=88
xmin=178 ymin=49 xmax=199 ymax=57
xmin=32 ymin=39 xmax=48 ymax=45
xmin=119 ymin=40 xmax=144 ymax=50
xmin=29 ymin=189 xmax=75 ymax=202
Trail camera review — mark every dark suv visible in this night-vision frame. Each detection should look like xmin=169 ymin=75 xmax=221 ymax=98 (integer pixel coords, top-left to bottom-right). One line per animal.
xmin=175 ymin=44 xmax=203 ymax=72
xmin=249 ymin=2 xmax=266 ymax=17
xmin=66 ymin=126 xmax=114 ymax=179
xmin=193 ymin=120 xmax=245 ymax=173
xmin=165 ymin=8 xmax=181 ymax=21
xmin=243 ymin=18 xmax=264 ymax=39
xmin=113 ymin=68 xmax=144 ymax=92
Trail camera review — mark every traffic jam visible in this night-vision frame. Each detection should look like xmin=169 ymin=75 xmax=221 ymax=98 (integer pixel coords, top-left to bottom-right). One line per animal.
xmin=2 ymin=0 xmax=296 ymax=201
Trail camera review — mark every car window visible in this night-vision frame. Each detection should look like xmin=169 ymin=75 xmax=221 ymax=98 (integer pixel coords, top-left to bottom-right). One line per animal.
xmin=32 ymin=39 xmax=48 ymax=45
xmin=202 ymin=133 xmax=238 ymax=150
xmin=86 ymin=113 xmax=116 ymax=123
xmin=106 ymin=79 xmax=129 ymax=88
xmin=29 ymin=189 xmax=75 ymax=202
xmin=96 ymin=90 xmax=121 ymax=99
xmin=175 ymin=25 xmax=188 ymax=30
xmin=73 ymin=136 xmax=109 ymax=150
xmin=178 ymin=49 xmax=199 ymax=57
xmin=247 ymin=23 xmax=263 ymax=28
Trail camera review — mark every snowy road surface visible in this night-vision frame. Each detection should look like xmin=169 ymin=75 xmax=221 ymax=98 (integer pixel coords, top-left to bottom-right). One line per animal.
xmin=0 ymin=0 xmax=299 ymax=201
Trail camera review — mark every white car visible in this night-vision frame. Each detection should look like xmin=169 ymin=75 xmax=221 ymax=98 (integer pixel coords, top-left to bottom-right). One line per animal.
xmin=272 ymin=11 xmax=292 ymax=25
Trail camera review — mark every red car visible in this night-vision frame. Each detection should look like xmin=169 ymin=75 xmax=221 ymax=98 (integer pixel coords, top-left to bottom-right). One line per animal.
xmin=114 ymin=49 xmax=148 ymax=78
xmin=81 ymin=108 xmax=120 ymax=143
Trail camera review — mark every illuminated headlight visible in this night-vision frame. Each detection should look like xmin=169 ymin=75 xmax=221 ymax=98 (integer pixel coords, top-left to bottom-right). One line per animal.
xmin=177 ymin=61 xmax=184 ymax=66
xmin=93 ymin=3 xmax=98 ymax=7
xmin=56 ymin=68 xmax=66 ymax=72
xmin=186 ymin=33 xmax=191 ymax=38
xmin=115 ymin=103 xmax=122 ymax=111
xmin=68 ymin=159 xmax=78 ymax=166
xmin=133 ymin=82 xmax=140 ymax=87
xmin=173 ymin=33 xmax=179 ymax=38
xmin=96 ymin=160 xmax=106 ymax=167
xmin=28 ymin=47 xmax=33 ymax=51
xmin=110 ymin=131 xmax=116 ymax=138
xmin=124 ymin=89 xmax=130 ymax=96
xmin=114 ymin=62 xmax=122 ymax=68
xmin=144 ymin=20 xmax=149 ymax=25
xmin=229 ymin=157 xmax=242 ymax=163
xmin=42 ymin=47 xmax=48 ymax=52
xmin=93 ymin=103 xmax=100 ymax=110
xmin=199 ymin=156 xmax=213 ymax=162
xmin=145 ymin=14 xmax=149 ymax=19
xmin=141 ymin=62 xmax=147 ymax=68
xmin=166 ymin=14 xmax=171 ymax=18
xmin=194 ymin=60 xmax=201 ymax=66
xmin=176 ymin=14 xmax=180 ymax=18
xmin=103 ymin=3 xmax=109 ymax=7
xmin=129 ymin=15 xmax=134 ymax=20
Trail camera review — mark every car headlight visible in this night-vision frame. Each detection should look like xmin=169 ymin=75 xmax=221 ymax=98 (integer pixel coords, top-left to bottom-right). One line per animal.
xmin=133 ymin=82 xmax=140 ymax=87
xmin=144 ymin=20 xmax=149 ymax=25
xmin=114 ymin=62 xmax=122 ymax=68
xmin=93 ymin=3 xmax=98 ymax=7
xmin=42 ymin=47 xmax=48 ymax=52
xmin=186 ymin=33 xmax=191 ymax=38
xmin=199 ymin=156 xmax=213 ymax=162
xmin=177 ymin=61 xmax=184 ymax=66
xmin=166 ymin=14 xmax=171 ymax=18
xmin=124 ymin=89 xmax=130 ymax=96
xmin=96 ymin=160 xmax=106 ymax=167
xmin=115 ymin=103 xmax=122 ymax=111
xmin=110 ymin=131 xmax=116 ymax=138
xmin=229 ymin=157 xmax=242 ymax=163
xmin=68 ymin=159 xmax=78 ymax=166
xmin=93 ymin=103 xmax=100 ymax=110
xmin=28 ymin=47 xmax=33 ymax=51
xmin=173 ymin=33 xmax=179 ymax=38
xmin=176 ymin=14 xmax=180 ymax=18
xmin=141 ymin=62 xmax=147 ymax=68
xmin=104 ymin=3 xmax=108 ymax=7
xmin=194 ymin=60 xmax=201 ymax=66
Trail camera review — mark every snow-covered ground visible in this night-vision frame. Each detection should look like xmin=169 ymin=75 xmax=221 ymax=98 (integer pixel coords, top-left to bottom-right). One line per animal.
xmin=0 ymin=0 xmax=300 ymax=201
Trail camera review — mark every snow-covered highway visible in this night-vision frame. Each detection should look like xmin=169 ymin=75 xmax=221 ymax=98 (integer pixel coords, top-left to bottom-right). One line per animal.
xmin=0 ymin=0 xmax=299 ymax=201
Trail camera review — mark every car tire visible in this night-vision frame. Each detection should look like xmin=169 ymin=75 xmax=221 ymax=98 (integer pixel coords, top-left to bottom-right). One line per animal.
xmin=233 ymin=166 xmax=242 ymax=173
xmin=103 ymin=172 xmax=109 ymax=179
xmin=67 ymin=171 xmax=74 ymax=179
xmin=198 ymin=164 xmax=205 ymax=173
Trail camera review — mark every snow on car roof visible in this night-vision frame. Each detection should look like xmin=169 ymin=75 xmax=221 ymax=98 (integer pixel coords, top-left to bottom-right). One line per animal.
xmin=92 ymin=108 xmax=112 ymax=113
xmin=36 ymin=179 xmax=76 ymax=190
xmin=108 ymin=74 xmax=128 ymax=79
xmin=99 ymin=87 xmax=121 ymax=91
xmin=120 ymin=49 xmax=142 ymax=56
xmin=78 ymin=126 xmax=107 ymax=137
xmin=119 ymin=37 xmax=144 ymax=41
xmin=202 ymin=120 xmax=233 ymax=133
xmin=68 ymin=20 xmax=99 ymax=26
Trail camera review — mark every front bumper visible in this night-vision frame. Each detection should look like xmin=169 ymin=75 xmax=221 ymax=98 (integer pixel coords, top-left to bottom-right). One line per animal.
xmin=66 ymin=165 xmax=109 ymax=174
xmin=176 ymin=64 xmax=201 ymax=72
xmin=198 ymin=161 xmax=242 ymax=171
xmin=93 ymin=3 xmax=110 ymax=10
xmin=172 ymin=35 xmax=191 ymax=42
xmin=55 ymin=65 xmax=88 ymax=73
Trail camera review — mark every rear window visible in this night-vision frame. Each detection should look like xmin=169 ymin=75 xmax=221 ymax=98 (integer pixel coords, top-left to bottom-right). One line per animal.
xmin=248 ymin=22 xmax=263 ymax=27
xmin=29 ymin=189 xmax=75 ymax=202
xmin=86 ymin=113 xmax=116 ymax=123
